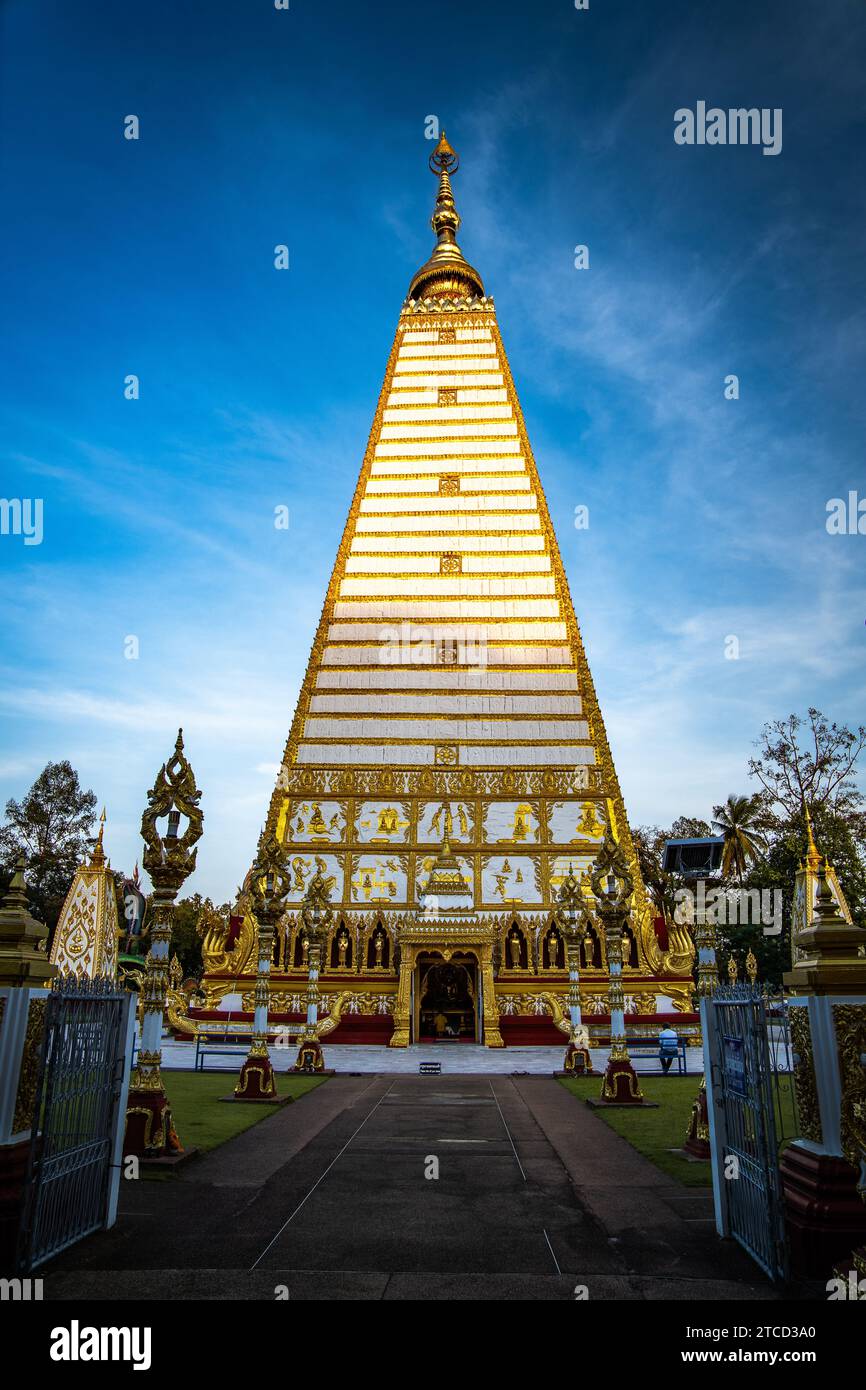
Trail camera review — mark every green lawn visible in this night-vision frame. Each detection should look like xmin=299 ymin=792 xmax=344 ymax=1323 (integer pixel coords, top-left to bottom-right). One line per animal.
xmin=160 ymin=1070 xmax=327 ymax=1157
xmin=559 ymin=1073 xmax=799 ymax=1188
xmin=559 ymin=1075 xmax=713 ymax=1187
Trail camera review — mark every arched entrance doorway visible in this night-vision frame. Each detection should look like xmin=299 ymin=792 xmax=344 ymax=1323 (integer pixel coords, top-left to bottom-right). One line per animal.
xmin=416 ymin=953 xmax=478 ymax=1042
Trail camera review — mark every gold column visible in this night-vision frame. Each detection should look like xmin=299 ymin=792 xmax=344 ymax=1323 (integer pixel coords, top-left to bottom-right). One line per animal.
xmin=234 ymin=830 xmax=290 ymax=1100
xmin=480 ymin=943 xmax=504 ymax=1047
xmin=592 ymin=833 xmax=645 ymax=1105
xmin=125 ymin=730 xmax=202 ymax=1159
xmin=390 ymin=944 xmax=414 ymax=1047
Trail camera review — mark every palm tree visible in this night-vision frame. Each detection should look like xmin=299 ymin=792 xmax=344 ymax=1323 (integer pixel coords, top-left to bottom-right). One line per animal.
xmin=711 ymin=794 xmax=766 ymax=883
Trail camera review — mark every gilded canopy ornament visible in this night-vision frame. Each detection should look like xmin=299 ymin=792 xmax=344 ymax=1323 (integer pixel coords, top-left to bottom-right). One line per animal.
xmin=301 ymin=868 xmax=333 ymax=942
xmin=249 ymin=828 xmax=291 ymax=918
xmin=589 ymin=831 xmax=634 ymax=910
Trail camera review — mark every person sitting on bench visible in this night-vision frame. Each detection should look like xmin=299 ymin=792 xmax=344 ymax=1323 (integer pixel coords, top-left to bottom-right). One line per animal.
xmin=658 ymin=1023 xmax=679 ymax=1073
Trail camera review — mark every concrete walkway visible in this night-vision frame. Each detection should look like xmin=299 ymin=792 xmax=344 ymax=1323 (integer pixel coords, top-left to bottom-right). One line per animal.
xmin=158 ymin=1037 xmax=704 ymax=1076
xmin=44 ymin=1072 xmax=780 ymax=1301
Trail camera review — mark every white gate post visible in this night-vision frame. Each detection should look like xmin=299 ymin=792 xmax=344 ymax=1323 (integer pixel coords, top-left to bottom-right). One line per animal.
xmin=106 ymin=994 xmax=135 ymax=1229
xmin=701 ymin=993 xmax=731 ymax=1239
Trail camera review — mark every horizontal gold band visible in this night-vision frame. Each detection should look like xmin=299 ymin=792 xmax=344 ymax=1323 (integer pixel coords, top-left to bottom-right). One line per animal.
xmin=298 ymin=737 xmax=593 ymax=746
xmin=306 ymin=709 xmax=583 ymax=721
xmin=328 ymin=616 xmax=563 ymax=626
xmin=336 ymin=594 xmax=557 ymax=605
xmin=313 ymin=685 xmax=579 ymax=695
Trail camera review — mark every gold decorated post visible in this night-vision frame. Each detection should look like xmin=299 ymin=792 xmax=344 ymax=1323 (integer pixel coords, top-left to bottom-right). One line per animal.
xmin=234 ymin=830 xmax=289 ymax=1100
xmin=293 ymin=869 xmax=332 ymax=1073
xmin=556 ymin=863 xmax=594 ymax=1075
xmin=592 ymin=833 xmax=645 ymax=1104
xmin=782 ymin=832 xmax=866 ymax=1276
xmin=124 ymin=730 xmax=203 ymax=1158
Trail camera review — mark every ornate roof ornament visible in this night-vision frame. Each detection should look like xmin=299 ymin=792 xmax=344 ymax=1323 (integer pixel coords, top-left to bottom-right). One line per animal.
xmin=556 ymin=861 xmax=588 ymax=941
xmin=90 ymin=806 xmax=107 ymax=868
xmin=249 ymin=828 xmax=291 ymax=919
xmin=590 ymin=831 xmax=634 ymax=910
xmin=407 ymin=130 xmax=485 ymax=304
xmin=141 ymin=728 xmax=203 ymax=893
xmin=802 ymin=802 xmax=822 ymax=872
xmin=301 ymin=867 xmax=333 ymax=942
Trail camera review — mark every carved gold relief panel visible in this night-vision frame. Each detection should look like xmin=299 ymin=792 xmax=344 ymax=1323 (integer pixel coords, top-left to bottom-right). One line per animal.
xmin=483 ymin=801 xmax=540 ymax=845
xmin=833 ymin=1003 xmax=866 ymax=1171
xmin=355 ymin=801 xmax=412 ymax=845
xmin=548 ymin=799 xmax=606 ymax=844
xmin=789 ymin=1004 xmax=822 ymax=1144
xmin=417 ymin=800 xmax=474 ymax=845
xmin=349 ymin=853 xmax=409 ymax=904
xmin=481 ymin=854 xmax=542 ymax=905
xmin=282 ymin=799 xmax=347 ymax=845
xmin=284 ymin=853 xmax=344 ymax=904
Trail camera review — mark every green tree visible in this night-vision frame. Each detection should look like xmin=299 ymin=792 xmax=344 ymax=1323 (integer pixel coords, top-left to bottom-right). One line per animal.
xmin=745 ymin=706 xmax=866 ymax=944
xmin=711 ymin=793 xmax=766 ymax=883
xmin=633 ymin=824 xmax=675 ymax=918
xmin=158 ymin=893 xmax=231 ymax=979
xmin=749 ymin=707 xmax=866 ymax=832
xmin=0 ymin=761 xmax=97 ymax=930
xmin=669 ymin=816 xmax=714 ymax=839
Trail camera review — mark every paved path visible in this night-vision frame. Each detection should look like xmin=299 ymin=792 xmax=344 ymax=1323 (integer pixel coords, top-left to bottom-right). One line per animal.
xmin=160 ymin=1038 xmax=703 ymax=1076
xmin=46 ymin=1074 xmax=778 ymax=1301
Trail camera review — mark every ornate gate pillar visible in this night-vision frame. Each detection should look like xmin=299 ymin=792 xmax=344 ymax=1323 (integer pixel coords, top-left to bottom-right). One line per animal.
xmin=782 ymin=863 xmax=866 ymax=1278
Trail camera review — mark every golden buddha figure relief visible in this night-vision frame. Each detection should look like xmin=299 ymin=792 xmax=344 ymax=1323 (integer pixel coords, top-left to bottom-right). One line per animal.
xmin=282 ymin=799 xmax=344 ymax=844
xmin=485 ymin=800 xmax=539 ymax=845
xmin=576 ymin=803 xmax=605 ymax=839
xmin=508 ymin=928 xmax=523 ymax=970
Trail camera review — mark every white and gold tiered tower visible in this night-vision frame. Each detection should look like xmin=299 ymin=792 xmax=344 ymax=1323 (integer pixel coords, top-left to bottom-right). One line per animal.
xmin=200 ymin=134 xmax=694 ymax=1045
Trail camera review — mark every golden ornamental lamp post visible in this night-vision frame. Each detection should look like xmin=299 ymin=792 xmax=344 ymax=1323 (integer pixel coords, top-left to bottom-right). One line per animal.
xmin=591 ymin=833 xmax=645 ymax=1105
xmin=556 ymin=863 xmax=594 ymax=1076
xmin=293 ymin=869 xmax=332 ymax=1074
xmin=234 ymin=829 xmax=290 ymax=1100
xmin=124 ymin=730 xmax=202 ymax=1158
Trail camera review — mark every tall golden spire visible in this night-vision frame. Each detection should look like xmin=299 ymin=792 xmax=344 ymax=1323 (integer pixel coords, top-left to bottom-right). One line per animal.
xmin=90 ymin=806 xmax=107 ymax=868
xmin=407 ymin=130 xmax=485 ymax=303
xmin=803 ymin=801 xmax=821 ymax=872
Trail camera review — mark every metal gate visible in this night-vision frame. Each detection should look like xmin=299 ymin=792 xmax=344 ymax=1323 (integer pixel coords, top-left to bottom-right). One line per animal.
xmin=17 ymin=975 xmax=134 ymax=1272
xmin=702 ymin=983 xmax=791 ymax=1282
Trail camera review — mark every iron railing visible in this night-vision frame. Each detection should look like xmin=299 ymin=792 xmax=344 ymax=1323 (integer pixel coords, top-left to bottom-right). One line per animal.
xmin=17 ymin=975 xmax=133 ymax=1272
xmin=704 ymin=983 xmax=793 ymax=1282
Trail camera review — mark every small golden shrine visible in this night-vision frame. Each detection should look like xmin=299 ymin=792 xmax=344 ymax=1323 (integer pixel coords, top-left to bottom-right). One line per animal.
xmin=790 ymin=806 xmax=854 ymax=969
xmin=50 ymin=810 xmax=120 ymax=979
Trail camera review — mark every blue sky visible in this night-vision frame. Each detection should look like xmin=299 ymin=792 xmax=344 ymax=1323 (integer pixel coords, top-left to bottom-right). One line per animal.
xmin=2 ymin=0 xmax=865 ymax=902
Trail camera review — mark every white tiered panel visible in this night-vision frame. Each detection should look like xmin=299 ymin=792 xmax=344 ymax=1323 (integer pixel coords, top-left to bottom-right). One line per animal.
xmin=297 ymin=319 xmax=591 ymax=769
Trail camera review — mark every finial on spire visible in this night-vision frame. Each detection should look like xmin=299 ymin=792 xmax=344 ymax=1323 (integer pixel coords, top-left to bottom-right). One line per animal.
xmin=803 ymin=801 xmax=822 ymax=870
xmin=407 ymin=130 xmax=485 ymax=304
xmin=90 ymin=806 xmax=107 ymax=867
xmin=429 ymin=130 xmax=459 ymax=175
